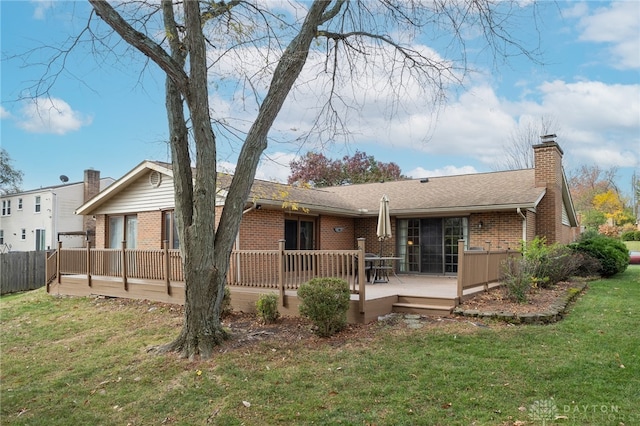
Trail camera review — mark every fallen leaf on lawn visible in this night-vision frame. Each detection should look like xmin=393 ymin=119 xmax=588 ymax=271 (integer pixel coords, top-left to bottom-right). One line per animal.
xmin=441 ymin=403 xmax=452 ymax=409
xmin=242 ymin=401 xmax=251 ymax=407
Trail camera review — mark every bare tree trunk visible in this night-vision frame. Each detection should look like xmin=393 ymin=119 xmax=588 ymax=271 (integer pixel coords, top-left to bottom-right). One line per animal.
xmin=151 ymin=0 xmax=227 ymax=359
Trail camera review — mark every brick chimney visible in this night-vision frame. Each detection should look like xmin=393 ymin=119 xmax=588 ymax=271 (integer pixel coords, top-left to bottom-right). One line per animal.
xmin=83 ymin=169 xmax=100 ymax=245
xmin=533 ymin=139 xmax=564 ymax=244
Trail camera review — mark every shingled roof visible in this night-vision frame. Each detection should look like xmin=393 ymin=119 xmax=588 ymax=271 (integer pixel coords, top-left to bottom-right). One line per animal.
xmin=76 ymin=160 xmax=547 ymax=218
xmin=245 ymin=169 xmax=546 ymax=217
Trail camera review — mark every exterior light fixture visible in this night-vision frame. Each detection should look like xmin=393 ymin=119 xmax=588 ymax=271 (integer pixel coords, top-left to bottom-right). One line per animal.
xmin=478 ymin=221 xmax=484 ymax=229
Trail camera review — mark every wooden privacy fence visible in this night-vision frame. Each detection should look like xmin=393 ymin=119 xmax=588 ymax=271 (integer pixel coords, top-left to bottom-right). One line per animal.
xmin=48 ymin=239 xmax=368 ymax=311
xmin=456 ymin=239 xmax=519 ymax=299
xmin=1 ymin=251 xmax=49 ymax=295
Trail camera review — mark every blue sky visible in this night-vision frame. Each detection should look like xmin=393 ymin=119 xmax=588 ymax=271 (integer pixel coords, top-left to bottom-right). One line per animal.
xmin=1 ymin=1 xmax=639 ymax=200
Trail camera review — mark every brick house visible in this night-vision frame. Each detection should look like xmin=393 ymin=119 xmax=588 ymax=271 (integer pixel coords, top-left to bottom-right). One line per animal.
xmin=75 ymin=140 xmax=578 ymax=275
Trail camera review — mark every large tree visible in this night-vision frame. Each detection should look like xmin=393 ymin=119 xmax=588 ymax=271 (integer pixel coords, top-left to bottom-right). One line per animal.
xmin=288 ymin=151 xmax=403 ymax=187
xmin=27 ymin=0 xmax=545 ymax=359
xmin=0 ymin=148 xmax=24 ymax=195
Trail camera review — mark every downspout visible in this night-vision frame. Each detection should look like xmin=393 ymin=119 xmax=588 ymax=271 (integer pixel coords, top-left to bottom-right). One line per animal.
xmin=517 ymin=207 xmax=526 ymax=244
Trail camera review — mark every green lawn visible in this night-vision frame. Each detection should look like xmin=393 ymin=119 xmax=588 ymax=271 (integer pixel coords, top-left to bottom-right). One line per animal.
xmin=2 ymin=268 xmax=639 ymax=425
xmin=625 ymin=240 xmax=640 ymax=251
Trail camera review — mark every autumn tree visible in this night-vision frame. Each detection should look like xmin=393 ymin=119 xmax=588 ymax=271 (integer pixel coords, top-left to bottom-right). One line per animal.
xmin=288 ymin=151 xmax=403 ymax=187
xmin=0 ymin=148 xmax=24 ymax=195
xmin=568 ymin=165 xmax=636 ymax=231
xmin=21 ymin=0 xmax=548 ymax=358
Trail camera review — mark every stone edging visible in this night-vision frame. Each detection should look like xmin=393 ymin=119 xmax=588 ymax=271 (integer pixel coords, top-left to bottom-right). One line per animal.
xmin=453 ymin=283 xmax=587 ymax=325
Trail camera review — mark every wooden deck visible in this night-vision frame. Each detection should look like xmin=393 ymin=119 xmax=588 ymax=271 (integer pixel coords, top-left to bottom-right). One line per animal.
xmin=48 ymin=273 xmax=501 ymax=323
xmin=46 ymin=240 xmax=511 ymax=323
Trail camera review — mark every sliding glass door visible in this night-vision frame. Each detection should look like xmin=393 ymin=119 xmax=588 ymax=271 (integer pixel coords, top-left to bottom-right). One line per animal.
xmin=397 ymin=217 xmax=467 ymax=274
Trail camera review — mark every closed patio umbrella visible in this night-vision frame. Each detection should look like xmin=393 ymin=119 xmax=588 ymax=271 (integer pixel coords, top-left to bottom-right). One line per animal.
xmin=376 ymin=194 xmax=391 ymax=256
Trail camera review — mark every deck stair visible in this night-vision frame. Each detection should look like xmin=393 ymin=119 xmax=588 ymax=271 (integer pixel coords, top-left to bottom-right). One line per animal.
xmin=392 ymin=295 xmax=458 ymax=316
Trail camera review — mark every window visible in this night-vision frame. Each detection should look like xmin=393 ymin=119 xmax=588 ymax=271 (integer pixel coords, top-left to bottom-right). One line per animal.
xmin=0 ymin=230 xmax=4 ymax=245
xmin=108 ymin=215 xmax=138 ymax=248
xmin=21 ymin=229 xmax=26 ymax=240
xmin=163 ymin=211 xmax=180 ymax=249
xmin=34 ymin=196 xmax=41 ymax=213
xmin=35 ymin=229 xmax=46 ymax=251
xmin=18 ymin=198 xmax=23 ymax=210
xmin=1 ymin=200 xmax=11 ymax=216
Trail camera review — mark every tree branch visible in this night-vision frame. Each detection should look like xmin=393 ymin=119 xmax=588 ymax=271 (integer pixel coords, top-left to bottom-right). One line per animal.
xmin=88 ymin=0 xmax=189 ymax=95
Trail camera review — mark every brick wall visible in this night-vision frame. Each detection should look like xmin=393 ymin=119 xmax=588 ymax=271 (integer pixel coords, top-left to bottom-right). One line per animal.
xmin=354 ymin=217 xmax=395 ymax=255
xmin=533 ymin=141 xmax=564 ymax=244
xmin=137 ymin=211 xmax=162 ymax=249
xmin=469 ymin=212 xmax=522 ymax=250
xmin=83 ymin=169 xmax=101 ymax=245
xmin=95 ymin=215 xmax=106 ymax=248
xmin=238 ymin=209 xmax=284 ymax=250
xmin=318 ymin=216 xmax=356 ymax=250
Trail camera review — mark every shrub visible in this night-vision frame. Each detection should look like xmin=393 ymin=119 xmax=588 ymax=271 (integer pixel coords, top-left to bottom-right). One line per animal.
xmin=256 ymin=293 xmax=280 ymax=324
xmin=598 ymin=224 xmax=619 ymax=238
xmin=297 ymin=278 xmax=350 ymax=337
xmin=571 ymin=252 xmax=602 ymax=277
xmin=500 ymin=255 xmax=535 ymax=303
xmin=621 ymin=230 xmax=640 ymax=241
xmin=569 ymin=235 xmax=629 ymax=277
xmin=521 ymin=237 xmax=579 ymax=287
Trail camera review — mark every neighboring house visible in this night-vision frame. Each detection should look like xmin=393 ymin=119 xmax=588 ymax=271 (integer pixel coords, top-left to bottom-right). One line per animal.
xmin=0 ymin=170 xmax=114 ymax=252
xmin=75 ymin=141 xmax=579 ymax=274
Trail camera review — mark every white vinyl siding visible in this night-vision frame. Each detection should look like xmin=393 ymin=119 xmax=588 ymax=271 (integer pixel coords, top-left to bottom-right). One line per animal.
xmin=561 ymin=203 xmax=569 ymax=226
xmin=94 ymin=171 xmax=175 ymax=215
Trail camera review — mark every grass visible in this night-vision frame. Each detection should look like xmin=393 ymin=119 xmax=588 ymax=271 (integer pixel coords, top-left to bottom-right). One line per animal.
xmin=625 ymin=240 xmax=640 ymax=251
xmin=2 ymin=268 xmax=639 ymax=425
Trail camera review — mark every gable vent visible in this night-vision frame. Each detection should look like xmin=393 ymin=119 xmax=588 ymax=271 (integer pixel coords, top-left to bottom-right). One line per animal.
xmin=149 ymin=171 xmax=162 ymax=188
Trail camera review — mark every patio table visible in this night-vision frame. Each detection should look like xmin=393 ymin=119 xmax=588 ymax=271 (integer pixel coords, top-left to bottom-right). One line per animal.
xmin=366 ymin=256 xmax=402 ymax=283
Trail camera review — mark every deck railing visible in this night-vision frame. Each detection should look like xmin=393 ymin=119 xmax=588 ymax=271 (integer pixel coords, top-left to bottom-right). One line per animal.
xmin=48 ymin=239 xmax=368 ymax=311
xmin=456 ymin=239 xmax=519 ymax=298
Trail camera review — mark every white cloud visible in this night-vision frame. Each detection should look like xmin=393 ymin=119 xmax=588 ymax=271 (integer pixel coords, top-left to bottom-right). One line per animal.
xmin=576 ymin=1 xmax=640 ymax=70
xmin=16 ymin=97 xmax=92 ymax=135
xmin=0 ymin=106 xmax=11 ymax=119
xmin=256 ymin=152 xmax=296 ymax=183
xmin=202 ymin=5 xmax=638 ymax=183
xmin=217 ymin=152 xmax=294 ymax=183
xmin=407 ymin=165 xmax=478 ymax=178
xmin=31 ymin=0 xmax=53 ymax=20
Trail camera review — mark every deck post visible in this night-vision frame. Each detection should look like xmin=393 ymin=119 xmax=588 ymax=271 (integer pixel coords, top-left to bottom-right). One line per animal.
xmin=357 ymin=238 xmax=366 ymax=314
xmin=163 ymin=240 xmax=171 ymax=295
xmin=56 ymin=241 xmax=62 ymax=285
xmin=121 ymin=240 xmax=128 ymax=291
xmin=86 ymin=240 xmax=92 ymax=287
xmin=484 ymin=241 xmax=492 ymax=292
xmin=278 ymin=239 xmax=285 ymax=307
xmin=457 ymin=239 xmax=464 ymax=299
